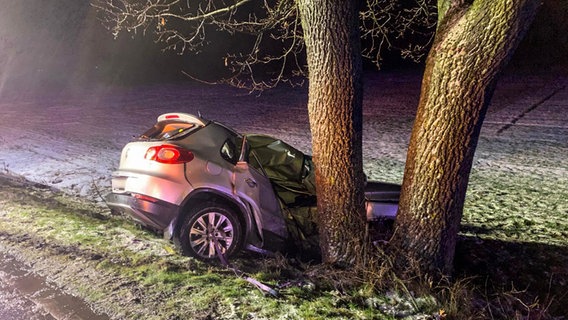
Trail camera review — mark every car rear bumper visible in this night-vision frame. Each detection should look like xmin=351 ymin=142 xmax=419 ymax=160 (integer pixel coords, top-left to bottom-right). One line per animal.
xmin=364 ymin=181 xmax=400 ymax=221
xmin=366 ymin=201 xmax=398 ymax=220
xmin=105 ymin=192 xmax=180 ymax=232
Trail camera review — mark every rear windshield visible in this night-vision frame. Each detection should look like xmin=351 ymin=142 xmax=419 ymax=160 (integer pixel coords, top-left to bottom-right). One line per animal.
xmin=140 ymin=120 xmax=199 ymax=140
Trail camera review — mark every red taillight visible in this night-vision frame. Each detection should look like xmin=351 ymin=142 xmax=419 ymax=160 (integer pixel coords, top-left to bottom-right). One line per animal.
xmin=165 ymin=114 xmax=180 ymax=119
xmin=145 ymin=145 xmax=194 ymax=164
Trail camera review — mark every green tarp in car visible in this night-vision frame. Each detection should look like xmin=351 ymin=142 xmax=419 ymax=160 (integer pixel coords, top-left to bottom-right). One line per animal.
xmin=246 ymin=134 xmax=320 ymax=252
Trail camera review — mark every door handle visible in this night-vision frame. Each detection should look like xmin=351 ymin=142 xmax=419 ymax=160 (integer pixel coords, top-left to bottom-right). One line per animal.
xmin=245 ymin=178 xmax=257 ymax=188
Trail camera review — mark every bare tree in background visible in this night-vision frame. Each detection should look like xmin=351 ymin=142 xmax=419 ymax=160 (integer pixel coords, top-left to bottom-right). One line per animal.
xmin=94 ymin=0 xmax=434 ymax=90
xmin=93 ymin=0 xmax=434 ymax=266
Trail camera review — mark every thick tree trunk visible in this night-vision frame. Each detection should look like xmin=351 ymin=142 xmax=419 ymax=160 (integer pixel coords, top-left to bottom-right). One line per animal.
xmin=390 ymin=0 xmax=540 ymax=276
xmin=296 ymin=0 xmax=366 ymax=266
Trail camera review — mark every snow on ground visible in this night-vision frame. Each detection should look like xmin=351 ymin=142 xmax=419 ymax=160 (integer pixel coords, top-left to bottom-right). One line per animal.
xmin=0 ymin=70 xmax=566 ymax=210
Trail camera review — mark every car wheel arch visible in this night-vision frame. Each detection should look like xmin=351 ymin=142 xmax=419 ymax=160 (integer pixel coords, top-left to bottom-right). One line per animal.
xmin=173 ymin=189 xmax=260 ymax=247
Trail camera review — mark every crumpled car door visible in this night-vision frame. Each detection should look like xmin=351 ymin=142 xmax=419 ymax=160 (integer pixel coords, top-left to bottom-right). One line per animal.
xmin=232 ymin=157 xmax=289 ymax=246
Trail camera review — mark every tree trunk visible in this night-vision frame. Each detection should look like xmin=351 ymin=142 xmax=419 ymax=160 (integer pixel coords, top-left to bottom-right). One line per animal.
xmin=390 ymin=0 xmax=541 ymax=277
xmin=296 ymin=0 xmax=366 ymax=266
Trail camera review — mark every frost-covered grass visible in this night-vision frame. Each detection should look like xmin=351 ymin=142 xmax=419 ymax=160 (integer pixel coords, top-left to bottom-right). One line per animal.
xmin=0 ymin=70 xmax=567 ymax=318
xmin=455 ymin=125 xmax=568 ymax=317
xmin=464 ymin=169 xmax=568 ymax=244
xmin=0 ymin=176 xmax=439 ymax=319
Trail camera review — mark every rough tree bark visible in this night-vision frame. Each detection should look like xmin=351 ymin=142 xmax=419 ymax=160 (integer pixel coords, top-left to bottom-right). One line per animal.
xmin=390 ymin=0 xmax=541 ymax=277
xmin=296 ymin=0 xmax=367 ymax=266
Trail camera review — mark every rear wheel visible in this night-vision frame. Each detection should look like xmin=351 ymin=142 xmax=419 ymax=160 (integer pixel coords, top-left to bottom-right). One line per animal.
xmin=178 ymin=203 xmax=244 ymax=261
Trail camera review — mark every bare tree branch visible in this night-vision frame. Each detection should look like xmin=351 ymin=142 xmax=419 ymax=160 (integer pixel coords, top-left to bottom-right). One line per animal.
xmin=92 ymin=0 xmax=436 ymax=90
xmin=361 ymin=0 xmax=437 ymax=66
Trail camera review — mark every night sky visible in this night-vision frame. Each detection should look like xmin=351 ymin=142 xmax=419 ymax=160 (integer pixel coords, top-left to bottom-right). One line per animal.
xmin=0 ymin=0 xmax=566 ymax=94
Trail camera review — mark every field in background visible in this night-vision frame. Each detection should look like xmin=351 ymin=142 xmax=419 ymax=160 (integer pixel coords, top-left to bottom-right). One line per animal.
xmin=0 ymin=70 xmax=567 ymax=318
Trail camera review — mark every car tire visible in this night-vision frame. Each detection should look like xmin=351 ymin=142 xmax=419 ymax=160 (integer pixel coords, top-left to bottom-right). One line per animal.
xmin=178 ymin=203 xmax=244 ymax=261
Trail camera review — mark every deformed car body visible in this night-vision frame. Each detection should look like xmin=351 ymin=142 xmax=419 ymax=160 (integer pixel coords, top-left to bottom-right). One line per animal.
xmin=106 ymin=113 xmax=400 ymax=260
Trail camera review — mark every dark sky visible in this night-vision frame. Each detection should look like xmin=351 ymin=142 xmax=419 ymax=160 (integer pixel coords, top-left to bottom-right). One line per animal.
xmin=0 ymin=0 xmax=565 ymax=94
xmin=0 ymin=0 xmax=230 ymax=92
xmin=510 ymin=0 xmax=568 ymax=69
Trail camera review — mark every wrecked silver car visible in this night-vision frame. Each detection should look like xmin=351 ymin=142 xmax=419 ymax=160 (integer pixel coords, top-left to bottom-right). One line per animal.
xmin=106 ymin=113 xmax=400 ymax=260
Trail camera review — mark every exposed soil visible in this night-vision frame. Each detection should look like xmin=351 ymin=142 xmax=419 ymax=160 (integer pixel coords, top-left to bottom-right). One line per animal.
xmin=0 ymin=250 xmax=109 ymax=320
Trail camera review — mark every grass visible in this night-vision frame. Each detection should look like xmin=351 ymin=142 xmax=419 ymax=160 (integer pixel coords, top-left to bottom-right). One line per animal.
xmin=0 ymin=175 xmax=432 ymax=319
xmin=0 ymin=125 xmax=566 ymax=319
xmin=464 ymin=169 xmax=568 ymax=245
xmin=454 ymin=136 xmax=568 ymax=318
